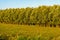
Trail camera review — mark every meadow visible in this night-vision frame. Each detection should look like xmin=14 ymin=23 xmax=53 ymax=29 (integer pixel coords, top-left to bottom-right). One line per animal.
xmin=0 ymin=23 xmax=60 ymax=40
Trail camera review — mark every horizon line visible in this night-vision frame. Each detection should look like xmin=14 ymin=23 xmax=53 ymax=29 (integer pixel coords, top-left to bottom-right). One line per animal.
xmin=0 ymin=4 xmax=60 ymax=10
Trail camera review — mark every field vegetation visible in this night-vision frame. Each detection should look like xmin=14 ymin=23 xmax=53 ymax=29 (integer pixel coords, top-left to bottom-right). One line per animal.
xmin=0 ymin=5 xmax=60 ymax=40
xmin=0 ymin=23 xmax=60 ymax=40
xmin=0 ymin=5 xmax=60 ymax=27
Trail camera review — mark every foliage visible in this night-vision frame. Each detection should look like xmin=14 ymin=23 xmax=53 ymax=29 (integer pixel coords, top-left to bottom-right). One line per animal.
xmin=0 ymin=5 xmax=60 ymax=27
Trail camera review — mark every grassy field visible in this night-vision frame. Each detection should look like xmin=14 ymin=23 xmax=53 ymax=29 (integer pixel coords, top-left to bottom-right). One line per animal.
xmin=0 ymin=23 xmax=60 ymax=40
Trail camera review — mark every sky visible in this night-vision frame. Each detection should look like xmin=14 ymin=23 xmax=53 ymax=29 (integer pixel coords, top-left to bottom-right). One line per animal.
xmin=0 ymin=0 xmax=60 ymax=9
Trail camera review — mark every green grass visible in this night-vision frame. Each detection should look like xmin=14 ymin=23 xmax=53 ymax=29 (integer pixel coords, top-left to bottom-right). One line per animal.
xmin=0 ymin=23 xmax=60 ymax=40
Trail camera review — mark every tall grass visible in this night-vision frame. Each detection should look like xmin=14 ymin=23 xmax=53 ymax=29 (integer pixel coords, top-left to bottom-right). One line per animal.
xmin=0 ymin=23 xmax=60 ymax=40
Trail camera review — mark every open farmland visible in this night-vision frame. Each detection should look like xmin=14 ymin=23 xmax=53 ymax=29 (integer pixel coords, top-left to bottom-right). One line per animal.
xmin=0 ymin=5 xmax=60 ymax=40
xmin=0 ymin=23 xmax=60 ymax=40
xmin=0 ymin=0 xmax=60 ymax=40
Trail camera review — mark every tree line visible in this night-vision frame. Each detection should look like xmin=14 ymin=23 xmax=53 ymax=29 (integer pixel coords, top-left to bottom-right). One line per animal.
xmin=0 ymin=5 xmax=60 ymax=27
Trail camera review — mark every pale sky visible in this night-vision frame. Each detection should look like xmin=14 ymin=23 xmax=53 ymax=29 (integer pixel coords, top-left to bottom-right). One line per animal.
xmin=0 ymin=0 xmax=60 ymax=9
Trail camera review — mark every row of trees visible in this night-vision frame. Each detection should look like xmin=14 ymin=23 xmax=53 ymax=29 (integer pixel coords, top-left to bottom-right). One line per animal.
xmin=0 ymin=5 xmax=60 ymax=27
